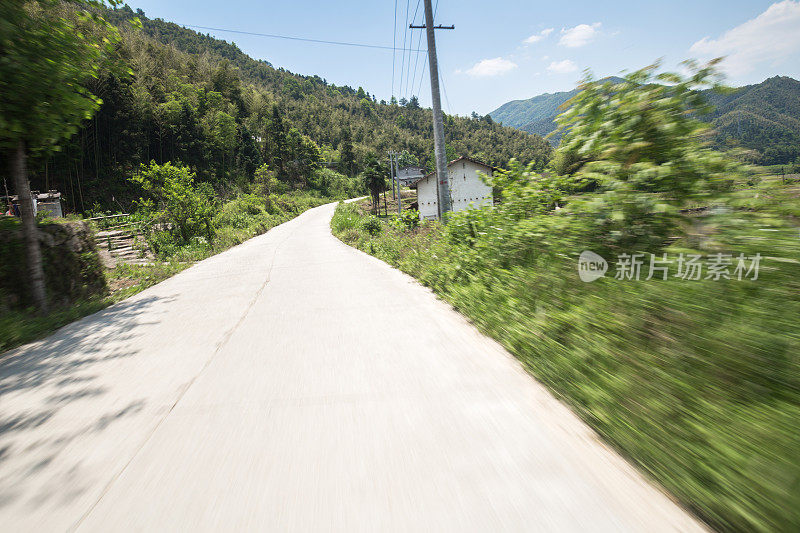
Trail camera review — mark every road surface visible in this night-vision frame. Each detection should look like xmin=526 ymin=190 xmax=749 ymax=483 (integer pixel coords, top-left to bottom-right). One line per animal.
xmin=0 ymin=202 xmax=704 ymax=531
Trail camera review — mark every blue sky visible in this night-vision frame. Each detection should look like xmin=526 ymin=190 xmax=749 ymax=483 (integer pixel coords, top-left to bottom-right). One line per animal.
xmin=126 ymin=0 xmax=800 ymax=115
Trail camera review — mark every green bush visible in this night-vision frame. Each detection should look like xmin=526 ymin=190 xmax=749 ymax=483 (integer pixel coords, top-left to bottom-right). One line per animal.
xmin=397 ymin=208 xmax=420 ymax=230
xmin=361 ymin=215 xmax=382 ymax=236
xmin=309 ymin=168 xmax=363 ymax=199
xmin=130 ymin=161 xmax=216 ymax=252
xmin=554 ymin=61 xmax=745 ymax=252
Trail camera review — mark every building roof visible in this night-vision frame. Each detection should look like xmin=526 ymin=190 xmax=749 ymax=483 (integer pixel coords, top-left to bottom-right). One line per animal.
xmin=3 ymin=191 xmax=62 ymax=202
xmin=410 ymin=156 xmax=496 ymax=187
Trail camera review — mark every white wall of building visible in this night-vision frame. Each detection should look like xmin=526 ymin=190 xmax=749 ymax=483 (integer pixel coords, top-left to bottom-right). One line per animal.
xmin=416 ymin=159 xmax=493 ymax=220
xmin=417 ymin=174 xmax=439 ymax=220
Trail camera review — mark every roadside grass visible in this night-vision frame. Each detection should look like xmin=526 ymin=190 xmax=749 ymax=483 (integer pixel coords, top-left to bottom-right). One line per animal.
xmin=0 ymin=261 xmax=188 ymax=354
xmin=330 ymin=182 xmax=800 ymax=532
xmin=0 ymin=191 xmax=332 ymax=355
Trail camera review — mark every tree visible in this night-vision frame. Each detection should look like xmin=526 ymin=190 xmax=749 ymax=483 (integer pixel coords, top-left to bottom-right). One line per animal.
xmin=253 ymin=163 xmax=273 ymax=197
xmin=235 ymin=124 xmax=262 ymax=181
xmin=338 ymin=128 xmax=357 ymax=178
xmin=13 ymin=6 xmax=553 ymax=219
xmin=130 ymin=162 xmax=215 ymax=244
xmin=427 ymin=144 xmax=458 ymax=172
xmin=553 ymin=60 xmax=744 ymax=250
xmin=361 ymin=153 xmax=386 ymax=215
xmin=397 ymin=150 xmax=419 ymax=169
xmin=285 ymin=128 xmax=321 ymax=186
xmin=265 ymin=105 xmax=288 ymax=177
xmin=0 ymin=0 xmax=123 ymax=313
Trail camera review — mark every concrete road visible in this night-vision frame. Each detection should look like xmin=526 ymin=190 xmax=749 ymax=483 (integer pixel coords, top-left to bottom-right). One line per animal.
xmin=0 ymin=202 xmax=704 ymax=532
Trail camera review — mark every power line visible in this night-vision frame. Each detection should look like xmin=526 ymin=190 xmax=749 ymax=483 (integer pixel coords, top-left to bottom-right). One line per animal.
xmin=182 ymin=23 xmax=424 ymax=52
xmin=409 ymin=0 xmax=438 ymax=100
xmin=415 ymin=54 xmax=427 ymax=98
xmin=392 ymin=0 xmax=398 ymax=97
xmin=440 ymin=64 xmax=452 ymax=115
xmin=409 ymin=30 xmax=424 ymax=99
xmin=399 ymin=0 xmax=411 ymax=100
xmin=436 ymin=0 xmax=450 ymax=112
xmin=403 ymin=0 xmax=422 ymax=100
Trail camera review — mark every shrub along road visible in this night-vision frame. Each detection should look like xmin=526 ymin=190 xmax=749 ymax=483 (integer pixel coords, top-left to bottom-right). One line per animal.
xmin=0 ymin=201 xmax=703 ymax=531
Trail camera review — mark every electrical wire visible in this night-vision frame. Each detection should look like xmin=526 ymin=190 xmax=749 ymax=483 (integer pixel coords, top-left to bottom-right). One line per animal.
xmin=409 ymin=25 xmax=424 ymax=99
xmin=403 ymin=0 xmax=422 ymax=100
xmin=440 ymin=63 xmax=453 ymax=115
xmin=410 ymin=0 xmax=440 ymax=102
xmin=399 ymin=0 xmax=411 ymax=100
xmin=181 ymin=23 xmax=424 ymax=52
xmin=415 ymin=58 xmax=427 ymax=100
xmin=392 ymin=0 xmax=398 ymax=97
xmin=435 ymin=0 xmax=449 ymax=112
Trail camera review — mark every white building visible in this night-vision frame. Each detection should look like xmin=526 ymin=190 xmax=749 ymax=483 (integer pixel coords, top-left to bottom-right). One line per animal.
xmin=412 ymin=156 xmax=494 ymax=220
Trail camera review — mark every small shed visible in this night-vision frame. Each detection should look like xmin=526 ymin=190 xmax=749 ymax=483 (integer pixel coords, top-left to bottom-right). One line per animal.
xmin=411 ymin=156 xmax=494 ymax=220
xmin=2 ymin=191 xmax=64 ymax=218
xmin=36 ymin=191 xmax=64 ymax=218
xmin=397 ymin=166 xmax=425 ymax=187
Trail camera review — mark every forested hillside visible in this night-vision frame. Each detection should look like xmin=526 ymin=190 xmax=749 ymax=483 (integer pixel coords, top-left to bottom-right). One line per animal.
xmin=490 ymin=75 xmax=800 ymax=165
xmin=704 ymin=76 xmax=800 ymax=164
xmin=489 ymin=78 xmax=625 ymax=141
xmin=17 ymin=5 xmax=551 ymax=213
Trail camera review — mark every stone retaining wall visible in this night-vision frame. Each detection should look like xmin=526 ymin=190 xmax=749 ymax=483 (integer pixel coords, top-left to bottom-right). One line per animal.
xmin=0 ymin=219 xmax=107 ymax=311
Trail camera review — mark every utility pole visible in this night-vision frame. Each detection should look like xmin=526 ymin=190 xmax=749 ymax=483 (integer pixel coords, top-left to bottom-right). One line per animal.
xmin=393 ymin=152 xmax=402 ymax=215
xmin=388 ymin=151 xmax=402 ymax=214
xmin=389 ymin=151 xmax=396 ymax=200
xmin=411 ymin=1 xmax=453 ymax=219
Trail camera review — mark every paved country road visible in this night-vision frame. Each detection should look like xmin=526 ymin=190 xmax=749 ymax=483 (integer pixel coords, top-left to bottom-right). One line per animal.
xmin=0 ymin=202 xmax=704 ymax=532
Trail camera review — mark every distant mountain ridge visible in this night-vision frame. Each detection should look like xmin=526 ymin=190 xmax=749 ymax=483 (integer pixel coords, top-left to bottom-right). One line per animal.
xmin=489 ymin=76 xmax=800 ymax=165
xmin=489 ymin=77 xmax=625 ymax=140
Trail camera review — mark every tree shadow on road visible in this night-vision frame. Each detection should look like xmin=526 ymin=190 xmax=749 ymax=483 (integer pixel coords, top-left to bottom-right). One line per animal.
xmin=0 ymin=294 xmax=175 ymax=511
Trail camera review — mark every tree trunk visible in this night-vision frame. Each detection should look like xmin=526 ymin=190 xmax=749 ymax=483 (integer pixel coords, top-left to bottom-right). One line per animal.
xmin=12 ymin=140 xmax=48 ymax=313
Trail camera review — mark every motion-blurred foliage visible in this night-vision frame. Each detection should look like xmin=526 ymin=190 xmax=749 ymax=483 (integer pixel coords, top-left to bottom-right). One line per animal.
xmin=331 ymin=62 xmax=800 ymax=532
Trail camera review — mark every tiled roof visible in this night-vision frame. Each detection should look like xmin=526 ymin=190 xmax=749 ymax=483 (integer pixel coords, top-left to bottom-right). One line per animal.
xmin=410 ymin=156 xmax=496 ymax=186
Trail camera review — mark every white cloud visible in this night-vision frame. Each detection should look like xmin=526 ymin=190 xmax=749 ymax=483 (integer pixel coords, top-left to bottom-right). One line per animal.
xmin=524 ymin=28 xmax=554 ymax=44
xmin=547 ymin=59 xmax=578 ymax=74
xmin=464 ymin=57 xmax=518 ymax=77
xmin=690 ymin=0 xmax=800 ymax=76
xmin=559 ymin=22 xmax=601 ymax=48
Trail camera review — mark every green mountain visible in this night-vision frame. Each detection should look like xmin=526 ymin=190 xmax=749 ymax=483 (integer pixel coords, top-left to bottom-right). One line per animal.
xmin=23 ymin=5 xmax=551 ymax=212
xmin=703 ymin=76 xmax=800 ymax=164
xmin=490 ymin=76 xmax=800 ymax=165
xmin=489 ymin=78 xmax=624 ymax=142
